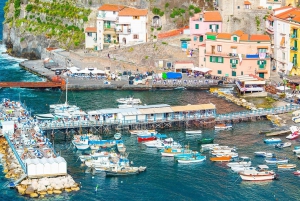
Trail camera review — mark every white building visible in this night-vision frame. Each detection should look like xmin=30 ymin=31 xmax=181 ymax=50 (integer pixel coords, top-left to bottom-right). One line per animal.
xmin=259 ymin=0 xmax=282 ymax=9
xmin=96 ymin=4 xmax=125 ymax=50
xmin=84 ymin=27 xmax=97 ymax=49
xmin=117 ymin=7 xmax=148 ymax=45
xmin=272 ymin=6 xmax=294 ymax=74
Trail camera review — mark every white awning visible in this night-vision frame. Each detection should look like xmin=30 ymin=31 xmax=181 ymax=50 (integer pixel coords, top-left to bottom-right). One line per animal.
xmin=174 ymin=63 xmax=194 ymax=70
xmin=276 ymin=86 xmax=290 ymax=91
xmin=192 ymin=67 xmax=212 ymax=73
xmin=244 ymin=81 xmax=265 ymax=85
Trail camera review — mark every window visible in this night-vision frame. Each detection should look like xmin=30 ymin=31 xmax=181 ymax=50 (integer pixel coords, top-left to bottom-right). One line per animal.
xmin=199 ymin=18 xmax=202 ymax=21
xmin=282 ymin=52 xmax=285 ymax=60
xmin=195 ymin=24 xmax=199 ymax=29
xmin=241 ymin=71 xmax=243 ymax=75
xmin=237 ymin=6 xmax=240 ymax=9
xmin=199 ymin=35 xmax=203 ymax=42
xmin=194 ymin=36 xmax=197 ymax=41
xmin=210 ymin=56 xmax=223 ymax=63
xmin=113 ymin=11 xmax=116 ymax=14
xmin=217 ymin=45 xmax=222 ymax=52
xmin=133 ymin=16 xmax=140 ymax=20
xmin=217 ymin=70 xmax=222 ymax=74
xmin=232 ymin=71 xmax=236 ymax=76
xmin=230 ymin=59 xmax=238 ymax=64
xmin=204 ymin=58 xmax=206 ymax=62
xmin=233 ymin=37 xmax=238 ymax=42
xmin=87 ymin=32 xmax=93 ymax=37
xmin=258 ymin=48 xmax=267 ymax=53
xmin=218 ymin=57 xmax=222 ymax=63
xmin=133 ymin=34 xmax=139 ymax=39
xmin=231 ymin=48 xmax=237 ymax=54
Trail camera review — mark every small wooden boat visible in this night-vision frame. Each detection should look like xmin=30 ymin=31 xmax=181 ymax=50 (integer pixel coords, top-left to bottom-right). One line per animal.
xmin=210 ymin=155 xmax=231 ymax=162
xmin=177 ymin=155 xmax=206 ymax=164
xmin=265 ymin=158 xmax=288 ymax=164
xmin=277 ymin=164 xmax=296 ymax=169
xmin=200 ymin=144 xmax=219 ymax=152
xmin=275 ymin=142 xmax=291 ymax=149
xmin=197 ymin=138 xmax=214 ymax=144
xmin=114 ymin=133 xmax=122 ymax=140
xmin=227 ymin=157 xmax=251 ymax=167
xmin=264 ymin=138 xmax=282 ymax=144
xmin=215 ymin=123 xmax=232 ymax=130
xmin=185 ymin=130 xmax=202 ymax=134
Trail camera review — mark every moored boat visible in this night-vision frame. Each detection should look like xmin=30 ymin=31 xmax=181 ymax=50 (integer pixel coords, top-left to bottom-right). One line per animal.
xmin=177 ymin=155 xmax=206 ymax=164
xmin=197 ymin=138 xmax=214 ymax=144
xmin=239 ymin=165 xmax=276 ymax=181
xmin=185 ymin=130 xmax=202 ymax=135
xmin=286 ymin=133 xmax=299 ymax=140
xmin=226 ymin=157 xmax=251 ymax=167
xmin=264 ymin=138 xmax=282 ymax=144
xmin=277 ymin=164 xmax=296 ymax=169
xmin=265 ymin=157 xmax=288 ymax=164
xmin=254 ymin=152 xmax=274 ymax=157
xmin=116 ymin=97 xmax=141 ymax=104
xmin=215 ymin=123 xmax=232 ymax=130
xmin=275 ymin=142 xmax=292 ymax=149
xmin=210 ymin=155 xmax=232 ymax=162
xmin=293 ymin=170 xmax=300 ymax=175
xmin=200 ymin=144 xmax=219 ymax=152
xmin=114 ymin=133 xmax=122 ymax=140
xmin=161 ymin=147 xmax=192 ymax=157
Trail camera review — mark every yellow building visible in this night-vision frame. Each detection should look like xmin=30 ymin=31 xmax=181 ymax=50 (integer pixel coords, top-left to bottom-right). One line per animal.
xmin=285 ymin=0 xmax=297 ymax=6
xmin=290 ymin=24 xmax=300 ymax=75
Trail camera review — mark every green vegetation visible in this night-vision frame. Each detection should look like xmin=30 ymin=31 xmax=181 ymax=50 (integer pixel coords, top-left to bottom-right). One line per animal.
xmin=169 ymin=5 xmax=201 ymax=27
xmin=255 ymin=16 xmax=261 ymax=31
xmin=145 ymin=55 xmax=149 ymax=59
xmin=162 ymin=42 xmax=168 ymax=45
xmin=128 ymin=47 xmax=134 ymax=52
xmin=20 ymin=37 xmax=24 ymax=42
xmin=4 ymin=0 xmax=92 ymax=50
xmin=152 ymin=7 xmax=164 ymax=17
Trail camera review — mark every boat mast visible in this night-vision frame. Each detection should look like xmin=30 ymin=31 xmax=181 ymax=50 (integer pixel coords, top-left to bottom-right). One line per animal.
xmin=65 ymin=78 xmax=68 ymax=105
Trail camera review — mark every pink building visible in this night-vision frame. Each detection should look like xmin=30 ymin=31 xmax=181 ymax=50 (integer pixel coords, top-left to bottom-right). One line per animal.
xmin=199 ymin=30 xmax=271 ymax=79
xmin=189 ymin=11 xmax=222 ymax=49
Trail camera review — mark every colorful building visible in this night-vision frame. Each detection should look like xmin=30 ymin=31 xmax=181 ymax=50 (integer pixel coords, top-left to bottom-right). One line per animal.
xmin=199 ymin=30 xmax=271 ymax=79
xmin=189 ymin=11 xmax=222 ymax=49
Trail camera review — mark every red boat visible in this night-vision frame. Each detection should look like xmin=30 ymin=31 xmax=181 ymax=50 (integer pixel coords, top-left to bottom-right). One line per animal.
xmin=286 ymin=133 xmax=299 ymax=140
xmin=137 ymin=136 xmax=156 ymax=142
xmin=293 ymin=170 xmax=300 ymax=175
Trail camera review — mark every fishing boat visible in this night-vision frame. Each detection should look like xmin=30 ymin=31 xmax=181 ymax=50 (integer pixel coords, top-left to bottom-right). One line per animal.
xmin=105 ymin=164 xmax=146 ymax=176
xmin=210 ymin=155 xmax=232 ymax=162
xmin=177 ymin=155 xmax=206 ymax=164
xmin=197 ymin=138 xmax=214 ymax=144
xmin=239 ymin=165 xmax=276 ymax=181
xmin=114 ymin=133 xmax=122 ymax=140
xmin=116 ymin=97 xmax=141 ymax=104
xmin=143 ymin=138 xmax=181 ymax=149
xmin=277 ymin=164 xmax=296 ymax=169
xmin=254 ymin=152 xmax=274 ymax=157
xmin=213 ymin=152 xmax=239 ymax=158
xmin=72 ymin=136 xmax=90 ymax=150
xmin=161 ymin=147 xmax=192 ymax=157
xmin=215 ymin=123 xmax=232 ymax=130
xmin=226 ymin=157 xmax=251 ymax=167
xmin=137 ymin=134 xmax=156 ymax=142
xmin=200 ymin=144 xmax=219 ymax=152
xmin=275 ymin=142 xmax=292 ymax=149
xmin=265 ymin=157 xmax=288 ymax=164
xmin=129 ymin=130 xmax=157 ymax=135
xmin=231 ymin=166 xmax=256 ymax=173
xmin=264 ymin=138 xmax=282 ymax=144
xmin=185 ymin=130 xmax=202 ymax=135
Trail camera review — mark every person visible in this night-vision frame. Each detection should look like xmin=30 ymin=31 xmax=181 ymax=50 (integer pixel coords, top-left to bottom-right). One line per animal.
xmin=108 ymin=53 xmax=110 ymax=59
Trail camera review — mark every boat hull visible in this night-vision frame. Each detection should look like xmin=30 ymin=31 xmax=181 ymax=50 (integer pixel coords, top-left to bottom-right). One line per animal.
xmin=138 ymin=136 xmax=156 ymax=142
xmin=240 ymin=174 xmax=275 ymax=181
xmin=210 ymin=156 xmax=231 ymax=162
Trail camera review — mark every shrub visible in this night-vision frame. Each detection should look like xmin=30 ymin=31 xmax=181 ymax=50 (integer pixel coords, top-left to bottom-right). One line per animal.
xmin=82 ymin=16 xmax=88 ymax=22
xmin=26 ymin=4 xmax=33 ymax=12
xmin=194 ymin=7 xmax=201 ymax=14
xmin=189 ymin=5 xmax=195 ymax=10
xmin=157 ymin=26 xmax=162 ymax=31
xmin=159 ymin=11 xmax=164 ymax=17
xmin=145 ymin=56 xmax=149 ymax=59
xmin=14 ymin=9 xmax=21 ymax=18
xmin=20 ymin=37 xmax=25 ymax=42
xmin=165 ymin=3 xmax=169 ymax=8
xmin=152 ymin=7 xmax=161 ymax=15
xmin=162 ymin=42 xmax=167 ymax=45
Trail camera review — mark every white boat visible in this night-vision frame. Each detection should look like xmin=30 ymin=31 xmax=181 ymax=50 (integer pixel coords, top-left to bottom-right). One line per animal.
xmin=254 ymin=152 xmax=274 ymax=157
xmin=143 ymin=138 xmax=181 ymax=149
xmin=114 ymin=133 xmax=122 ymax=140
xmin=265 ymin=158 xmax=289 ymax=164
xmin=200 ymin=144 xmax=219 ymax=152
xmin=129 ymin=130 xmax=157 ymax=135
xmin=214 ymin=152 xmax=239 ymax=158
xmin=231 ymin=166 xmax=256 ymax=173
xmin=239 ymin=165 xmax=277 ymax=181
xmin=116 ymin=97 xmax=141 ymax=104
xmin=277 ymin=164 xmax=296 ymax=169
xmin=177 ymin=155 xmax=206 ymax=164
xmin=275 ymin=142 xmax=292 ymax=149
xmin=185 ymin=130 xmax=202 ymax=134
xmin=227 ymin=157 xmax=251 ymax=167
xmin=215 ymin=123 xmax=233 ymax=130
xmin=117 ymin=143 xmax=126 ymax=154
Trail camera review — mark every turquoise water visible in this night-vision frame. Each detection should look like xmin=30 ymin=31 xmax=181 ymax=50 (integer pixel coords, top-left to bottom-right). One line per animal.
xmin=1 ymin=2 xmax=300 ymax=201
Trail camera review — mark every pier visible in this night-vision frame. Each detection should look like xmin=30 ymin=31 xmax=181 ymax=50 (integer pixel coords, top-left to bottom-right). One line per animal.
xmin=0 ymin=82 xmax=63 ymax=89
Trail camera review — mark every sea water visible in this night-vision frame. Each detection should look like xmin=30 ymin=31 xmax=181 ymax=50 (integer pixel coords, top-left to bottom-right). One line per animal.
xmin=0 ymin=3 xmax=300 ymax=201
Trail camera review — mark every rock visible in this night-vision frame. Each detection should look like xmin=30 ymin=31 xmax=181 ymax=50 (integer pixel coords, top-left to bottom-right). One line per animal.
xmin=30 ymin=193 xmax=38 ymax=198
xmin=53 ymin=190 xmax=62 ymax=194
xmin=47 ymin=190 xmax=53 ymax=194
xmin=16 ymin=185 xmax=26 ymax=195
xmin=65 ymin=188 xmax=72 ymax=192
xmin=71 ymin=186 xmax=80 ymax=191
xmin=25 ymin=185 xmax=35 ymax=195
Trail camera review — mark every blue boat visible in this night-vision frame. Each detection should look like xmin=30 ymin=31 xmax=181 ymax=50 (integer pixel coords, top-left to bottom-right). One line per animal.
xmin=177 ymin=155 xmax=206 ymax=164
xmin=174 ymin=151 xmax=200 ymax=160
xmin=264 ymin=138 xmax=282 ymax=144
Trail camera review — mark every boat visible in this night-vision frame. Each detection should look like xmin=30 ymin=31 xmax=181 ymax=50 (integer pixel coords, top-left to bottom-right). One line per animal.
xmin=264 ymin=138 xmax=282 ymax=144
xmin=275 ymin=142 xmax=292 ymax=149
xmin=200 ymin=144 xmax=219 ymax=152
xmin=197 ymin=138 xmax=214 ymax=144
xmin=294 ymin=149 xmax=300 ymax=154
xmin=177 ymin=155 xmax=206 ymax=164
xmin=129 ymin=130 xmax=157 ymax=135
xmin=116 ymin=97 xmax=141 ymax=104
xmin=239 ymin=165 xmax=276 ymax=181
xmin=174 ymin=87 xmax=186 ymax=90
xmin=105 ymin=164 xmax=146 ymax=176
xmin=185 ymin=130 xmax=202 ymax=135
xmin=277 ymin=164 xmax=296 ymax=169
xmin=213 ymin=152 xmax=239 ymax=158
xmin=215 ymin=123 xmax=232 ymax=130
xmin=143 ymin=138 xmax=181 ymax=149
xmin=210 ymin=155 xmax=232 ymax=162
xmin=254 ymin=152 xmax=274 ymax=157
xmin=116 ymin=142 xmax=126 ymax=154
xmin=226 ymin=157 xmax=251 ymax=167
xmin=137 ymin=134 xmax=156 ymax=142
xmin=293 ymin=170 xmax=300 ymax=175
xmin=161 ymin=147 xmax=192 ymax=157
xmin=114 ymin=133 xmax=122 ymax=140
xmin=265 ymin=157 xmax=288 ymax=164
xmin=286 ymin=133 xmax=299 ymax=140
xmin=231 ymin=166 xmax=256 ymax=173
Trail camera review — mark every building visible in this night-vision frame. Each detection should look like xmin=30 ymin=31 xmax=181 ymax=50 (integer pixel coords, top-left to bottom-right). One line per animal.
xmin=84 ymin=27 xmax=97 ymax=49
xmin=189 ymin=11 xmax=222 ymax=48
xmin=199 ymin=30 xmax=271 ymax=79
xmin=259 ymin=0 xmax=282 ymax=9
xmin=117 ymin=7 xmax=148 ymax=45
xmin=97 ymin=4 xmax=125 ymax=50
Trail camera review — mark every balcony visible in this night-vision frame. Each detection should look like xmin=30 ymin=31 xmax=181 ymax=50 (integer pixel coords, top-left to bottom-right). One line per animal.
xmin=116 ymin=29 xmax=131 ymax=35
xmin=291 ymin=46 xmax=298 ymax=51
xmin=266 ymin=25 xmax=274 ymax=33
xmin=291 ymin=34 xmax=298 ymax=39
xmin=231 ymin=64 xmax=237 ymax=69
xmin=103 ymin=28 xmax=116 ymax=34
xmin=228 ymin=53 xmax=238 ymax=58
xmin=246 ymin=54 xmax=270 ymax=59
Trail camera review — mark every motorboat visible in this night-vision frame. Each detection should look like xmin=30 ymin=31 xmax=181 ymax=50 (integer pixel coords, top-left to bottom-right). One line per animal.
xmin=197 ymin=138 xmax=214 ymax=144
xmin=275 ymin=142 xmax=292 ymax=149
xmin=116 ymin=142 xmax=126 ymax=154
xmin=226 ymin=157 xmax=251 ymax=167
xmin=293 ymin=149 xmax=300 ymax=154
xmin=116 ymin=97 xmax=141 ymax=105
xmin=265 ymin=157 xmax=288 ymax=164
xmin=231 ymin=166 xmax=256 ymax=173
xmin=161 ymin=147 xmax=192 ymax=157
xmin=277 ymin=164 xmax=296 ymax=169
xmin=286 ymin=133 xmax=299 ymax=140
xmin=114 ymin=133 xmax=122 ymax=140
xmin=200 ymin=144 xmax=219 ymax=152
xmin=254 ymin=152 xmax=274 ymax=157
xmin=210 ymin=156 xmax=232 ymax=162
xmin=239 ymin=165 xmax=276 ymax=181
xmin=177 ymin=155 xmax=206 ymax=164
xmin=143 ymin=138 xmax=181 ymax=149
xmin=264 ymin=138 xmax=282 ymax=144
xmin=105 ymin=166 xmax=143 ymax=176
xmin=185 ymin=130 xmax=202 ymax=135
xmin=215 ymin=123 xmax=233 ymax=130
xmin=213 ymin=152 xmax=239 ymax=158
xmin=293 ymin=170 xmax=300 ymax=175
xmin=129 ymin=130 xmax=157 ymax=135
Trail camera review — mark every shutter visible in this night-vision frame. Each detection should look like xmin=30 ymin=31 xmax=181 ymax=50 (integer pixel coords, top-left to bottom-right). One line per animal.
xmin=230 ymin=59 xmax=232 ymax=64
xmin=257 ymin=60 xmax=260 ymax=65
xmin=216 ymin=24 xmax=219 ymax=29
xmin=221 ymin=57 xmax=224 ymax=63
xmin=295 ymin=40 xmax=298 ymax=48
xmin=209 ymin=24 xmax=212 ymax=29
xmin=264 ymin=60 xmax=267 ymax=65
xmin=210 ymin=56 xmax=212 ymax=62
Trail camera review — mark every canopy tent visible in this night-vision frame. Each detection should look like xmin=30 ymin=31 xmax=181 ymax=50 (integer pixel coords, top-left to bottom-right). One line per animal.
xmin=276 ymin=86 xmax=290 ymax=91
xmin=192 ymin=67 xmax=212 ymax=73
xmin=74 ymin=68 xmax=105 ymax=75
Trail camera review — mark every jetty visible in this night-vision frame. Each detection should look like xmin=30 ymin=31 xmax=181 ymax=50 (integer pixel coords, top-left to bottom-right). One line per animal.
xmin=265 ymin=130 xmax=291 ymax=136
xmin=0 ymin=81 xmax=63 ymax=89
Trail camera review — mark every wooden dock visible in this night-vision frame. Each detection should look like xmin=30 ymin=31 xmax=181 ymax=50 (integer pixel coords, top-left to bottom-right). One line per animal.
xmin=0 ymin=82 xmax=63 ymax=89
xmin=265 ymin=130 xmax=291 ymax=137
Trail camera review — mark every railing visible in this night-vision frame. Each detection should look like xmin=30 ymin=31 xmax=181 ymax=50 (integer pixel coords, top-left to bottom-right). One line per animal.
xmin=267 ymin=25 xmax=274 ymax=32
xmin=4 ymin=134 xmax=27 ymax=173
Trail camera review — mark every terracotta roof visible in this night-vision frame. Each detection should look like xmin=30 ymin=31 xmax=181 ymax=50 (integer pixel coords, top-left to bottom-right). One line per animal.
xmin=240 ymin=34 xmax=249 ymax=41
xmin=249 ymin=35 xmax=270 ymax=41
xmin=85 ymin=27 xmax=97 ymax=32
xmin=244 ymin=1 xmax=251 ymax=5
xmin=203 ymin=11 xmax=222 ymax=22
xmin=232 ymin=30 xmax=244 ymax=37
xmin=275 ymin=8 xmax=300 ymax=23
xmin=98 ymin=4 xmax=125 ymax=11
xmin=217 ymin=33 xmax=231 ymax=39
xmin=118 ymin=7 xmax=148 ymax=16
xmin=205 ymin=32 xmax=218 ymax=35
xmin=273 ymin=6 xmax=293 ymax=11
xmin=267 ymin=15 xmax=274 ymax=21
xmin=46 ymin=48 xmax=57 ymax=51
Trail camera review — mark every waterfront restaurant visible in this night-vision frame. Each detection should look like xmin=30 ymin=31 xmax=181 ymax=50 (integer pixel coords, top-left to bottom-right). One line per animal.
xmin=170 ymin=104 xmax=216 ymax=120
xmin=87 ymin=108 xmax=141 ymax=123
xmin=235 ymin=75 xmax=266 ymax=95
